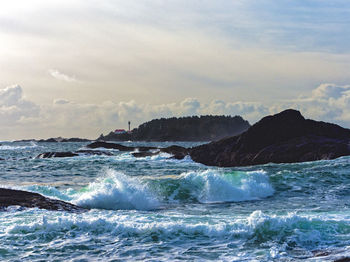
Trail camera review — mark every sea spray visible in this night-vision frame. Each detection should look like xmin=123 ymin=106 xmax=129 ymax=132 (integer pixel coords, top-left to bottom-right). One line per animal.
xmin=0 ymin=141 xmax=39 ymax=150
xmin=167 ymin=170 xmax=274 ymax=203
xmin=74 ymin=169 xmax=160 ymax=210
xmin=72 ymin=169 xmax=275 ymax=210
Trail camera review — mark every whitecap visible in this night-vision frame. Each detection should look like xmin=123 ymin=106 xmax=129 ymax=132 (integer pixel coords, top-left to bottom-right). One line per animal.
xmin=179 ymin=170 xmax=274 ymax=203
xmin=73 ymin=169 xmax=160 ymax=210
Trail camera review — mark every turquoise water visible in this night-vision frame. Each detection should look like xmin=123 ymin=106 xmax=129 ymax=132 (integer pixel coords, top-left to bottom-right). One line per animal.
xmin=0 ymin=141 xmax=349 ymax=261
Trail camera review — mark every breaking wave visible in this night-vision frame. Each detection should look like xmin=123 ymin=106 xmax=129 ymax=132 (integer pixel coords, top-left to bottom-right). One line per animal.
xmin=67 ymin=169 xmax=274 ymax=211
xmin=4 ymin=210 xmax=349 ymax=260
xmin=0 ymin=141 xmax=38 ymax=150
xmin=73 ymin=170 xmax=160 ymax=210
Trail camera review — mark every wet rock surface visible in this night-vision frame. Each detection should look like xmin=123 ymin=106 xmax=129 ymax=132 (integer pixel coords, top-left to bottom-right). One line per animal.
xmin=36 ymin=152 xmax=79 ymax=158
xmin=87 ymin=141 xmax=188 ymax=160
xmin=0 ymin=188 xmax=85 ymax=212
xmin=36 ymin=150 xmax=113 ymax=158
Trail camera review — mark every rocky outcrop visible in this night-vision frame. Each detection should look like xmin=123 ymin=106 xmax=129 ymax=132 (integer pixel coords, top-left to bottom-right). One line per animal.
xmin=36 ymin=150 xmax=113 ymax=158
xmin=86 ymin=141 xmax=188 ymax=160
xmin=86 ymin=141 xmax=136 ymax=151
xmin=190 ymin=109 xmax=350 ymax=167
xmin=160 ymin=145 xmax=189 ymax=160
xmin=86 ymin=141 xmax=158 ymax=152
xmin=36 ymin=152 xmax=79 ymax=158
xmin=75 ymin=150 xmax=114 ymax=156
xmin=0 ymin=188 xmax=85 ymax=212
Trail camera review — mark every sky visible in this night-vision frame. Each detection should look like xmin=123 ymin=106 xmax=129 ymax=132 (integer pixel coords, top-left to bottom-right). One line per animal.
xmin=1 ymin=0 xmax=350 ymax=140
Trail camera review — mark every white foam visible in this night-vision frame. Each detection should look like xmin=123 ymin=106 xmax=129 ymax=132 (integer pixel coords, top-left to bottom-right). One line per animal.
xmin=5 ymin=209 xmax=348 ymax=249
xmin=180 ymin=170 xmax=274 ymax=203
xmin=73 ymin=169 xmax=160 ymax=210
xmin=0 ymin=141 xmax=38 ymax=150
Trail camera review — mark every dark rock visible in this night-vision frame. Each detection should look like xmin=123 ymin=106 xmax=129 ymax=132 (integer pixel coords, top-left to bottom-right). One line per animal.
xmin=38 ymin=138 xmax=58 ymax=142
xmin=75 ymin=150 xmax=114 ymax=156
xmin=36 ymin=150 xmax=115 ymax=159
xmin=87 ymin=141 xmax=189 ymax=160
xmin=61 ymin=138 xmax=91 ymax=142
xmin=0 ymin=158 xmax=4 ymax=161
xmin=334 ymin=258 xmax=350 ymax=262
xmin=161 ymin=145 xmax=189 ymax=160
xmin=132 ymin=152 xmax=159 ymax=158
xmin=36 ymin=152 xmax=79 ymax=158
xmin=137 ymin=146 xmax=158 ymax=151
xmin=0 ymin=188 xmax=85 ymax=212
xmin=86 ymin=141 xmax=135 ymax=151
xmin=190 ymin=109 xmax=350 ymax=167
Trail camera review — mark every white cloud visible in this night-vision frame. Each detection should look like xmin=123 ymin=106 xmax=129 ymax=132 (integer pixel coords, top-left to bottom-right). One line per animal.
xmin=2 ymin=83 xmax=350 ymax=140
xmin=48 ymin=69 xmax=78 ymax=82
xmin=0 ymin=85 xmax=40 ymax=139
xmin=0 ymin=85 xmax=23 ymax=106
xmin=311 ymin=83 xmax=350 ymax=100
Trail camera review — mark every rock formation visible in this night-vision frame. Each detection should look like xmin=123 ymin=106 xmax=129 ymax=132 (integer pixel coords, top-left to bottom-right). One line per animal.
xmin=0 ymin=188 xmax=85 ymax=212
xmin=190 ymin=109 xmax=350 ymax=167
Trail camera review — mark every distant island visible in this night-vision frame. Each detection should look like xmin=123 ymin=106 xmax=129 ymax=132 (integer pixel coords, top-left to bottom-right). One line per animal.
xmin=97 ymin=115 xmax=251 ymax=142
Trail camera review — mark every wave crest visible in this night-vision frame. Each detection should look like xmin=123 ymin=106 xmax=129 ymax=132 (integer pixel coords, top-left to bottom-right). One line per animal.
xmin=159 ymin=170 xmax=275 ymax=203
xmin=73 ymin=170 xmax=160 ymax=210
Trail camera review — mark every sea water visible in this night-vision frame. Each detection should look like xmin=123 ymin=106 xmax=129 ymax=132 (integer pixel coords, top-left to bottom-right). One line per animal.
xmin=0 ymin=141 xmax=349 ymax=261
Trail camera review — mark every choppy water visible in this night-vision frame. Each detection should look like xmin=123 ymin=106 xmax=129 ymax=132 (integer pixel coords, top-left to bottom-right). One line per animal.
xmin=0 ymin=141 xmax=349 ymax=261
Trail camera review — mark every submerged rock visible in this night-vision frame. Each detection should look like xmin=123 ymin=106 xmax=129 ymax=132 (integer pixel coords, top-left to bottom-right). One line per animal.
xmin=86 ymin=141 xmax=188 ymax=159
xmin=75 ymin=150 xmax=114 ymax=156
xmin=190 ymin=109 xmax=350 ymax=167
xmin=36 ymin=150 xmax=114 ymax=159
xmin=86 ymin=141 xmax=135 ymax=151
xmin=132 ymin=151 xmax=159 ymax=158
xmin=36 ymin=152 xmax=79 ymax=158
xmin=160 ymin=145 xmax=189 ymax=160
xmin=0 ymin=188 xmax=85 ymax=212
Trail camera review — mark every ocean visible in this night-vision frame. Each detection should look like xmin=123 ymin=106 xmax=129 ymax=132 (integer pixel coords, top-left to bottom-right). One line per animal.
xmin=0 ymin=141 xmax=349 ymax=261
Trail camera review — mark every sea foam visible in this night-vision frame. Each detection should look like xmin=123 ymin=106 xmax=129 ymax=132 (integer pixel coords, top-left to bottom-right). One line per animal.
xmin=73 ymin=169 xmax=160 ymax=210
xmin=179 ymin=170 xmax=274 ymax=203
xmin=71 ymin=169 xmax=274 ymax=210
xmin=0 ymin=141 xmax=38 ymax=150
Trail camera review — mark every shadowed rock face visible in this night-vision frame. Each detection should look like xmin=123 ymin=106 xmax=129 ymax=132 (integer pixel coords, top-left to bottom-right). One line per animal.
xmin=86 ymin=141 xmax=140 ymax=151
xmin=86 ymin=141 xmax=188 ymax=159
xmin=0 ymin=188 xmax=85 ymax=212
xmin=36 ymin=152 xmax=79 ymax=158
xmin=190 ymin=109 xmax=350 ymax=167
xmin=36 ymin=150 xmax=113 ymax=159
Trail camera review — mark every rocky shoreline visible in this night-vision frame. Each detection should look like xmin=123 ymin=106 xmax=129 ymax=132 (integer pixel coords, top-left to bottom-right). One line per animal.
xmin=20 ymin=109 xmax=350 ymax=167
xmin=0 ymin=188 xmax=85 ymax=212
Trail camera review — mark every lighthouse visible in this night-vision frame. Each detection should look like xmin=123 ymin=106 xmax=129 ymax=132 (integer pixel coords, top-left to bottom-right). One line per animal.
xmin=128 ymin=121 xmax=131 ymax=132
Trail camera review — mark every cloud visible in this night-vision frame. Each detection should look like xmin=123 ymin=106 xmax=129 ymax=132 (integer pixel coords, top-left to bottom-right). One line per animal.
xmin=48 ymin=69 xmax=78 ymax=82
xmin=0 ymin=85 xmax=23 ymax=106
xmin=2 ymin=83 xmax=350 ymax=140
xmin=0 ymin=85 xmax=40 ymax=138
xmin=294 ymin=83 xmax=350 ymax=124
xmin=311 ymin=83 xmax=350 ymax=100
xmin=53 ymin=99 xmax=70 ymax=105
